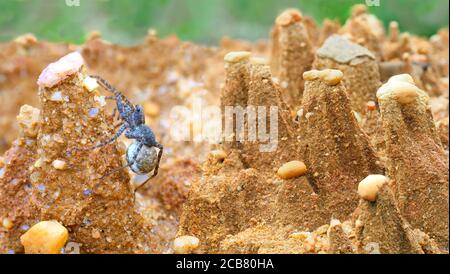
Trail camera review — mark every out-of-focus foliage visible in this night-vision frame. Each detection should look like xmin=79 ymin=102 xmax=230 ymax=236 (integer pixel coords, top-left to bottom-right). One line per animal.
xmin=0 ymin=0 xmax=448 ymax=44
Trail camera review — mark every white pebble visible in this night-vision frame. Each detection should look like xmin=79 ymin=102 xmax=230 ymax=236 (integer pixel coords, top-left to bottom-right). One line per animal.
xmin=358 ymin=174 xmax=389 ymax=202
xmin=83 ymin=76 xmax=99 ymax=91
xmin=2 ymin=218 xmax=13 ymax=230
xmin=50 ymin=91 xmax=63 ymax=102
xmin=94 ymin=96 xmax=106 ymax=107
xmin=37 ymin=52 xmax=84 ymax=88
xmin=52 ymin=159 xmax=67 ymax=170
xmin=224 ymin=51 xmax=251 ymax=63
xmin=173 ymin=236 xmax=200 ymax=254
xmin=377 ymin=74 xmax=429 ymax=104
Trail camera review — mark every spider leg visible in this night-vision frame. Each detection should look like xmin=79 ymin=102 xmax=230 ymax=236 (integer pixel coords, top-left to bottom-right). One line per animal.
xmin=90 ymin=75 xmax=134 ymax=108
xmin=111 ymin=107 xmax=117 ymax=121
xmin=133 ymin=143 xmax=163 ymax=195
xmin=103 ymin=97 xmax=121 ymax=123
xmin=110 ymin=108 xmax=122 ymax=122
xmin=90 ymin=76 xmax=121 ymax=97
xmin=100 ymin=161 xmax=131 ymax=180
xmin=151 ymin=143 xmax=164 ymax=178
xmin=91 ymin=75 xmax=135 ymax=124
xmin=78 ymin=124 xmax=127 ymax=152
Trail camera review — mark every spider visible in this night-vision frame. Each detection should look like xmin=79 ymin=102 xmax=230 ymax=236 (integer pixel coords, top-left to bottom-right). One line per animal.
xmin=81 ymin=76 xmax=163 ymax=194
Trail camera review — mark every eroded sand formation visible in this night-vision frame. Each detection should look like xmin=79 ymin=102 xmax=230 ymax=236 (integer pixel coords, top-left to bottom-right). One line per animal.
xmin=0 ymin=6 xmax=448 ymax=254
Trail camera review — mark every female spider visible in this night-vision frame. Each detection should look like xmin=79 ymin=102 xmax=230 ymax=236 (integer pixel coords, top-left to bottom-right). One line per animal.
xmin=85 ymin=76 xmax=163 ymax=194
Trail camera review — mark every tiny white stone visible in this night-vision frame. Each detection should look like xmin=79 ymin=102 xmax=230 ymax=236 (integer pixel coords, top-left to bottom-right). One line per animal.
xmin=377 ymin=74 xmax=429 ymax=104
xmin=50 ymin=91 xmax=63 ymax=102
xmin=34 ymin=158 xmax=43 ymax=168
xmin=173 ymin=235 xmax=200 ymax=254
xmin=94 ymin=96 xmax=107 ymax=107
xmin=52 ymin=159 xmax=67 ymax=170
xmin=296 ymin=108 xmax=304 ymax=119
xmin=83 ymin=76 xmax=99 ymax=92
xmin=358 ymin=174 xmax=389 ymax=202
xmin=224 ymin=51 xmax=251 ymax=63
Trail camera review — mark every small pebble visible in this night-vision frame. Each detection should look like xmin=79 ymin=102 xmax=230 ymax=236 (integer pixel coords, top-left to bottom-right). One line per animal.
xmin=52 ymin=190 xmax=61 ymax=199
xmin=29 ymin=172 xmax=39 ymax=183
xmin=377 ymin=74 xmax=428 ymax=104
xmin=20 ymin=221 xmax=69 ymax=254
xmin=277 ymin=161 xmax=307 ymax=179
xmin=34 ymin=158 xmax=43 ymax=168
xmin=315 ymin=224 xmax=329 ymax=235
xmin=52 ymin=159 xmax=67 ymax=170
xmin=94 ymin=96 xmax=106 ymax=107
xmin=173 ymin=235 xmax=200 ymax=254
xmin=83 ymin=189 xmax=92 ymax=196
xmin=2 ymin=218 xmax=14 ymax=230
xmin=16 ymin=105 xmax=41 ymax=138
xmin=224 ymin=51 xmax=251 ymax=63
xmin=83 ymin=76 xmax=99 ymax=91
xmin=92 ymin=229 xmax=101 ymax=239
xmin=37 ymin=52 xmax=84 ymax=88
xmin=303 ymin=69 xmax=343 ymax=86
xmin=366 ymin=101 xmax=377 ymax=111
xmin=296 ymin=108 xmax=304 ymax=119
xmin=275 ymin=9 xmax=302 ymax=26
xmin=9 ymin=179 xmax=19 ymax=186
xmin=321 ymin=69 xmax=343 ymax=86
xmin=250 ymin=56 xmax=268 ymax=65
xmin=209 ymin=149 xmax=227 ymax=161
xmin=88 ymin=108 xmax=99 ymax=118
xmin=37 ymin=184 xmax=46 ymax=193
xmin=289 ymin=231 xmax=310 ymax=240
xmin=305 ymin=112 xmax=313 ymax=119
xmin=50 ymin=91 xmax=63 ymax=102
xmin=166 ymin=70 xmax=179 ymax=83
xmin=83 ymin=219 xmax=92 ymax=227
xmin=358 ymin=174 xmax=389 ymax=202
xmin=329 ymin=218 xmax=341 ymax=228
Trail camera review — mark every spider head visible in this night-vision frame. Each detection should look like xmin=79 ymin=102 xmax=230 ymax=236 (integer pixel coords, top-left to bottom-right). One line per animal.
xmin=134 ymin=105 xmax=145 ymax=125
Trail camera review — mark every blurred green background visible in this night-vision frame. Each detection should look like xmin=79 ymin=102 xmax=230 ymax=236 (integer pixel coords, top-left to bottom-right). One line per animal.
xmin=0 ymin=0 xmax=448 ymax=45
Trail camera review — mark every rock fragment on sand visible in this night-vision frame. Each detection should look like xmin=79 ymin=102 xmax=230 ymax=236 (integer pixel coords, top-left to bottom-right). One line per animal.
xmin=173 ymin=235 xmax=200 ymax=254
xmin=37 ymin=52 xmax=84 ymax=88
xmin=357 ymin=174 xmax=389 ymax=202
xmin=20 ymin=220 xmax=68 ymax=254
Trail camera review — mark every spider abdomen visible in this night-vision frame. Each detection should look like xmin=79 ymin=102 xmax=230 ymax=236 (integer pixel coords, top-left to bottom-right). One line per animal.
xmin=126 ymin=142 xmax=158 ymax=175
